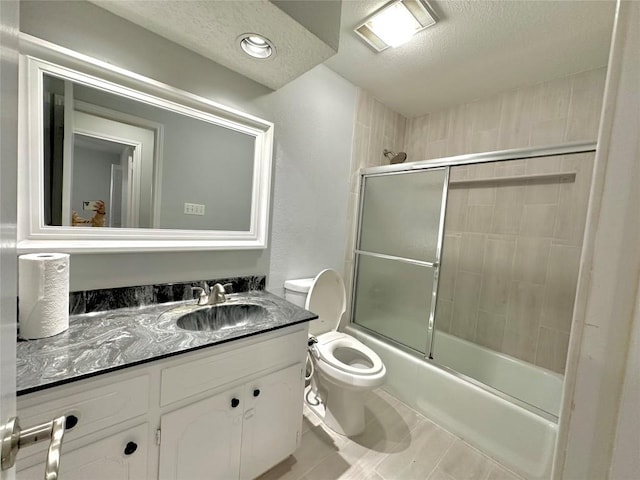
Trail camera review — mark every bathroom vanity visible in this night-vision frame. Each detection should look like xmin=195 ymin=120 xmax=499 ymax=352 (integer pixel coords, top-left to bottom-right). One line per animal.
xmin=12 ymin=33 xmax=312 ymax=480
xmin=15 ymin=291 xmax=314 ymax=480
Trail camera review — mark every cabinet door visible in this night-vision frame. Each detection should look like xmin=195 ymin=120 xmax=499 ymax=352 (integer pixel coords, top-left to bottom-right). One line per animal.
xmin=17 ymin=423 xmax=148 ymax=480
xmin=239 ymin=363 xmax=304 ymax=480
xmin=159 ymin=388 xmax=243 ymax=480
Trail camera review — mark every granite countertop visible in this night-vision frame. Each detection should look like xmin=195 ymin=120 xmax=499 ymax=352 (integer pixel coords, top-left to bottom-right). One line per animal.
xmin=17 ymin=291 xmax=316 ymax=396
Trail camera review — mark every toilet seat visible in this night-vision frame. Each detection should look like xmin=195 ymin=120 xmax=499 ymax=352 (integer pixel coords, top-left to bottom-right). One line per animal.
xmin=313 ymin=332 xmax=386 ymax=390
xmin=315 ymin=332 xmax=384 ymax=376
xmin=303 ymin=270 xmax=386 ymax=390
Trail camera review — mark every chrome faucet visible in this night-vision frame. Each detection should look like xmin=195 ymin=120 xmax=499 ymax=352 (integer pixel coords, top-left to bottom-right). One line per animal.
xmin=209 ymin=283 xmax=228 ymax=305
xmin=191 ymin=282 xmax=232 ymax=305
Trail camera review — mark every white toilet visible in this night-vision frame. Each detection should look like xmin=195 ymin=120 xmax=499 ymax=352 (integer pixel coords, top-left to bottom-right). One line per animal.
xmin=284 ymin=269 xmax=386 ymax=436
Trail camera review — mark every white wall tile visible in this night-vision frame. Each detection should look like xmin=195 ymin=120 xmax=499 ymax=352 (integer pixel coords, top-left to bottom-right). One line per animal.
xmin=467 ymin=185 xmax=496 ymax=206
xmin=525 ymin=155 xmax=563 ymax=175
xmin=479 ymin=275 xmax=510 ymax=315
xmin=497 ymin=88 xmax=534 ymax=150
xmin=476 ymin=310 xmax=507 ymax=351
xmin=520 ymin=204 xmax=557 ymax=237
xmin=458 ymin=233 xmax=486 ymax=274
xmin=425 ymin=139 xmax=448 ymax=160
xmin=435 ymin=298 xmax=453 ymax=334
xmin=541 ymin=244 xmax=581 ymax=332
xmin=439 ymin=234 xmax=461 ymax=301
xmin=466 ymin=205 xmax=494 ymax=233
xmin=483 ymin=236 xmax=516 ymax=278
xmin=566 ymin=68 xmax=607 ymax=141
xmin=428 ymin=109 xmax=451 ymax=142
xmin=513 ymin=237 xmax=551 ymax=284
xmin=524 ymin=180 xmax=560 ymax=205
xmin=536 ymin=326 xmax=570 ymax=372
xmin=530 ymin=117 xmax=568 ymax=146
xmin=451 ymin=271 xmax=482 ymax=341
xmin=444 ymin=188 xmax=469 ymax=232
xmin=532 ymin=75 xmax=572 ymax=123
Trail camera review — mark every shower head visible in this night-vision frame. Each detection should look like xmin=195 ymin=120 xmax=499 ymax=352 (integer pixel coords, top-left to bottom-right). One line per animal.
xmin=383 ymin=149 xmax=407 ymax=164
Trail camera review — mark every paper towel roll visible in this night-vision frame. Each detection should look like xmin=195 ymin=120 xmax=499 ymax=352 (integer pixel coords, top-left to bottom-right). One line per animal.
xmin=19 ymin=253 xmax=70 ymax=339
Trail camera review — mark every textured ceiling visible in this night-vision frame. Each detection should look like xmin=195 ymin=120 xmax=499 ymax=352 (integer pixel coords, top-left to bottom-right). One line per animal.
xmin=88 ymin=0 xmax=616 ymax=118
xmin=325 ymin=0 xmax=616 ymax=117
xmin=88 ymin=0 xmax=337 ymax=90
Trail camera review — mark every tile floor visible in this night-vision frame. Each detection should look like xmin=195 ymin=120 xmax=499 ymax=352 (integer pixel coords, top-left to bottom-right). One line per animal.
xmin=258 ymin=389 xmax=524 ymax=480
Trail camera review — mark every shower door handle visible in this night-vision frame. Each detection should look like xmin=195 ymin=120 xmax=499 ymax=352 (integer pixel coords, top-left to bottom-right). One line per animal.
xmin=1 ymin=415 xmax=66 ymax=479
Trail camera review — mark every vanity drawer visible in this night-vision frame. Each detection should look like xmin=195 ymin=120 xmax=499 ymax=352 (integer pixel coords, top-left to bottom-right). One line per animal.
xmin=161 ymin=327 xmax=307 ymax=406
xmin=18 ymin=374 xmax=150 ymax=455
xmin=17 ymin=422 xmax=149 ymax=479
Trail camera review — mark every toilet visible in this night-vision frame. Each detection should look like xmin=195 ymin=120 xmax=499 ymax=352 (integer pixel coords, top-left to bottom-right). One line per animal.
xmin=284 ymin=269 xmax=386 ymax=436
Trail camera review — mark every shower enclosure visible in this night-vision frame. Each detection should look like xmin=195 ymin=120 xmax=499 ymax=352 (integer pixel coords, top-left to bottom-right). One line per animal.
xmin=352 ymin=167 xmax=448 ymax=355
xmin=349 ymin=142 xmax=595 ymax=456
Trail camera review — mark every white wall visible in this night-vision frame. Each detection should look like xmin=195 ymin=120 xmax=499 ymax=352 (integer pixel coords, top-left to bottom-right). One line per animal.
xmin=20 ymin=0 xmax=356 ymax=292
xmin=71 ymin=146 xmax=118 ymax=217
xmin=257 ymin=66 xmax=356 ymax=295
xmin=554 ymin=1 xmax=640 ymax=478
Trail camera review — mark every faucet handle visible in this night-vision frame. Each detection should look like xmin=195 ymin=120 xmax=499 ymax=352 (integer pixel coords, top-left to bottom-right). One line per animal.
xmin=191 ymin=286 xmax=208 ymax=305
xmin=201 ymin=282 xmax=211 ymax=294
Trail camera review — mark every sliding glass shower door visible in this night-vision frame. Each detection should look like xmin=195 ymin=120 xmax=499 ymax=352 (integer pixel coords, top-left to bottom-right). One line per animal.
xmin=352 ymin=168 xmax=448 ymax=354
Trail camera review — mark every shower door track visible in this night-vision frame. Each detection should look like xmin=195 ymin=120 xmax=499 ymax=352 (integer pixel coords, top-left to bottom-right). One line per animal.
xmin=359 ymin=140 xmax=596 ymax=176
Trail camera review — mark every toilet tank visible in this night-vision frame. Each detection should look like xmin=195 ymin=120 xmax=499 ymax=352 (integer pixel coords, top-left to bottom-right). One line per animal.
xmin=283 ymin=278 xmax=314 ymax=308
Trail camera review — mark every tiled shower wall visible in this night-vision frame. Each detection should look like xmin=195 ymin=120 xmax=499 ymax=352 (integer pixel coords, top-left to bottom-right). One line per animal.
xmin=403 ymin=68 xmax=606 ymax=160
xmin=437 ymin=155 xmax=594 ymax=373
xmin=403 ymin=68 xmax=605 ymax=373
xmin=345 ymin=68 xmax=606 ymax=373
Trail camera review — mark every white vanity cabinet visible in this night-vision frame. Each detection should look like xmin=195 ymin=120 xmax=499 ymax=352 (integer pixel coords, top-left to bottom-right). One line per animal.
xmin=16 ymin=374 xmax=152 ymax=480
xmin=159 ymin=363 xmax=304 ymax=480
xmin=239 ymin=363 xmax=304 ymax=480
xmin=16 ymin=324 xmax=308 ymax=480
xmin=17 ymin=423 xmax=149 ymax=480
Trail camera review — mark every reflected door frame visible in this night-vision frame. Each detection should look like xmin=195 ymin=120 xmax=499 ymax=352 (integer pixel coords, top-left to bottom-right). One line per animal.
xmin=72 ymin=100 xmax=164 ymax=228
xmin=67 ymin=105 xmax=160 ymax=228
xmin=70 ymin=111 xmax=145 ymax=228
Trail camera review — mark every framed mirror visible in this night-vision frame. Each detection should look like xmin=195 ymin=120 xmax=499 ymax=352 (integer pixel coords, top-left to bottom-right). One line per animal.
xmin=18 ymin=35 xmax=274 ymax=253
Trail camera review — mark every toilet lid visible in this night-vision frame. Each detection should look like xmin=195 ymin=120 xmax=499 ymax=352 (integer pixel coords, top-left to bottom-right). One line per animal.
xmin=305 ymin=269 xmax=346 ymax=335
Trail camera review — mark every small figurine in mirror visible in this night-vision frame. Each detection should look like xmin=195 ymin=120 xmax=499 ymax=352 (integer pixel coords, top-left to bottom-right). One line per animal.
xmin=72 ymin=200 xmax=106 ymax=227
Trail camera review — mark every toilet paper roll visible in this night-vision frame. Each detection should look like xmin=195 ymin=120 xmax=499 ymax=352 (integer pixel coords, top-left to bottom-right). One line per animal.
xmin=19 ymin=253 xmax=70 ymax=339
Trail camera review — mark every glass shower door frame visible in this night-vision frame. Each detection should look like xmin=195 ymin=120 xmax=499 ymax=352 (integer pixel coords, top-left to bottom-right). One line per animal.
xmin=350 ymin=166 xmax=450 ymax=359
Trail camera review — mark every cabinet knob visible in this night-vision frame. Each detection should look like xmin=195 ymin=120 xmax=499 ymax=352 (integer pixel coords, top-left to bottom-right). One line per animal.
xmin=124 ymin=441 xmax=138 ymax=456
xmin=65 ymin=415 xmax=79 ymax=430
xmin=231 ymin=398 xmax=240 ymax=408
xmin=253 ymin=389 xmax=260 ymax=398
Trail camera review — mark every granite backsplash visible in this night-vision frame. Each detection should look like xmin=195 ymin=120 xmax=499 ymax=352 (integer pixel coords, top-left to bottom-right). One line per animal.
xmin=68 ymin=275 xmax=266 ymax=315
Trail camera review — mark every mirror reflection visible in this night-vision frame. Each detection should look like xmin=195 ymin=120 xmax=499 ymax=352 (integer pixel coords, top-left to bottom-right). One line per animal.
xmin=42 ymin=73 xmax=255 ymax=231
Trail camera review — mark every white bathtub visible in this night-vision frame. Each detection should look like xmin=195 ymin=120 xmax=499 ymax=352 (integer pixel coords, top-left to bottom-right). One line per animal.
xmin=432 ymin=331 xmax=563 ymax=417
xmin=347 ymin=326 xmax=559 ymax=480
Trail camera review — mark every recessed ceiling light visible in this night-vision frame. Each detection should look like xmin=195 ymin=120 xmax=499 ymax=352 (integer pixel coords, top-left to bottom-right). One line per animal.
xmin=355 ymin=0 xmax=437 ymax=52
xmin=238 ymin=33 xmax=275 ymax=59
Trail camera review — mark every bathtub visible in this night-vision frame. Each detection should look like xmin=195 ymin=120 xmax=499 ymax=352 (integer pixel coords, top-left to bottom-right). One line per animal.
xmin=347 ymin=326 xmax=559 ymax=480
xmin=432 ymin=331 xmax=563 ymax=417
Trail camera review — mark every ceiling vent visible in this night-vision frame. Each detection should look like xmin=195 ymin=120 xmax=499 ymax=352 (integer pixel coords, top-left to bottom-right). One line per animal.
xmin=355 ymin=0 xmax=437 ymax=52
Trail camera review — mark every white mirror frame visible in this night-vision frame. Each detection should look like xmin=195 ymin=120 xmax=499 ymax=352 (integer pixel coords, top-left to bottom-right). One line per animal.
xmin=18 ymin=34 xmax=274 ymax=253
